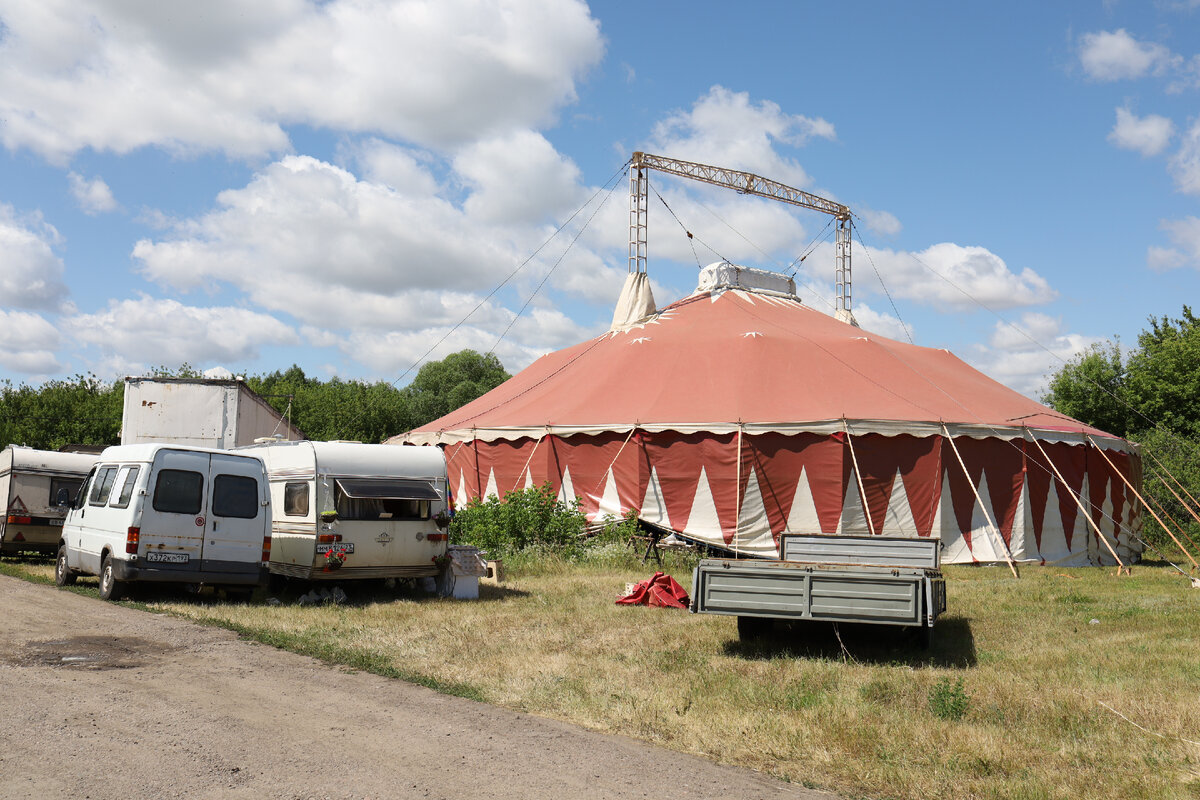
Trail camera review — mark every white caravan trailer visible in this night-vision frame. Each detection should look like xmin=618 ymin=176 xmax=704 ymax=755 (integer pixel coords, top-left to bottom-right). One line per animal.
xmin=56 ymin=444 xmax=272 ymax=600
xmin=239 ymin=440 xmax=448 ymax=581
xmin=0 ymin=446 xmax=99 ymax=557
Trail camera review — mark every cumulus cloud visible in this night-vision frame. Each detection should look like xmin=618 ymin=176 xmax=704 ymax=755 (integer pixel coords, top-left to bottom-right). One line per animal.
xmin=1151 ymin=216 xmax=1200 ymax=270
xmin=0 ymin=0 xmax=605 ymax=161
xmin=803 ymin=241 xmax=1055 ymax=311
xmin=851 ymin=303 xmax=912 ymax=342
xmin=455 ymin=130 xmax=586 ymax=225
xmin=0 ymin=205 xmax=70 ymax=310
xmin=1169 ymin=118 xmax=1200 ymax=194
xmin=646 ymin=86 xmax=836 ymax=189
xmin=67 ymin=172 xmax=118 ymax=215
xmin=0 ymin=310 xmax=64 ymax=374
xmin=64 ymin=296 xmax=298 ymax=367
xmin=857 ymin=207 xmax=902 ymax=237
xmin=1108 ymin=106 xmax=1175 ymax=156
xmin=966 ymin=313 xmax=1101 ymax=399
xmin=1078 ymin=29 xmax=1176 ymax=81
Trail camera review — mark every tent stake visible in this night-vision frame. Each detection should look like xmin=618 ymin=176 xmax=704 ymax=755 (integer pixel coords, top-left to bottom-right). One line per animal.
xmin=1029 ymin=431 xmax=1128 ymax=575
xmin=1086 ymin=434 xmax=1197 ymax=571
xmin=943 ymin=424 xmax=1019 ymax=578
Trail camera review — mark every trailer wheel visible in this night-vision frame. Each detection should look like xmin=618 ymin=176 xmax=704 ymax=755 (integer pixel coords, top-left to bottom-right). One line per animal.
xmin=736 ymin=615 xmax=771 ymax=641
xmin=55 ymin=545 xmax=76 ymax=586
xmin=98 ymin=555 xmax=123 ymax=601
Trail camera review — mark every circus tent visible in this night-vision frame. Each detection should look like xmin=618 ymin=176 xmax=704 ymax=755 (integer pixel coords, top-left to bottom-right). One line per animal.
xmin=396 ymin=263 xmax=1142 ymax=566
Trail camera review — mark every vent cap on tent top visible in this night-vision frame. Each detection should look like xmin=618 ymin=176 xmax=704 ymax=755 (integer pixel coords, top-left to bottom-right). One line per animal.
xmin=696 ymin=262 xmax=797 ymax=299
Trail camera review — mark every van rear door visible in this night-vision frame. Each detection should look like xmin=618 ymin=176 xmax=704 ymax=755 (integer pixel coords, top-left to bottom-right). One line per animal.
xmin=143 ymin=449 xmax=209 ymax=567
xmin=203 ymin=453 xmax=266 ymax=574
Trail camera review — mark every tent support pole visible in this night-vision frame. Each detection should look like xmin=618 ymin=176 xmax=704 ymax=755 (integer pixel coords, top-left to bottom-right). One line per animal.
xmin=842 ymin=419 xmax=876 ymax=536
xmin=942 ymin=424 xmax=1019 ymax=578
xmin=1028 ymin=430 xmax=1127 ymax=575
xmin=1150 ymin=479 xmax=1200 ymax=556
xmin=734 ymin=423 xmax=744 ymax=557
xmin=589 ymin=426 xmax=638 ymax=519
xmin=1144 ymin=448 xmax=1200 ymax=542
xmin=1087 ymin=435 xmax=1198 ymax=571
xmin=511 ymin=430 xmax=547 ymax=493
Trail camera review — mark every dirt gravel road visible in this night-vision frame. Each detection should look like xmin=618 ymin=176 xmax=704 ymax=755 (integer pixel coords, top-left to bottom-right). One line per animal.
xmin=0 ymin=576 xmax=830 ymax=800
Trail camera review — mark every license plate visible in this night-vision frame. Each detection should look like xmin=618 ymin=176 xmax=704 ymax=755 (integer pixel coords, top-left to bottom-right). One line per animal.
xmin=50 ymin=520 xmax=63 ymax=527
xmin=316 ymin=543 xmax=355 ymax=554
xmin=146 ymin=551 xmax=190 ymax=564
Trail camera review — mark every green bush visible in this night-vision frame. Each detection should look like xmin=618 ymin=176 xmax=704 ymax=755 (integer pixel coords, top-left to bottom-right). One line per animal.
xmin=928 ymin=677 xmax=970 ymax=721
xmin=450 ymin=482 xmax=588 ymax=558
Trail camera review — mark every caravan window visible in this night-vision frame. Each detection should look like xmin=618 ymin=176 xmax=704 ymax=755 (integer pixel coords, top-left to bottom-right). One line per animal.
xmin=88 ymin=467 xmax=117 ymax=506
xmin=153 ymin=469 xmax=203 ymax=515
xmin=213 ymin=475 xmax=258 ymax=519
xmin=110 ymin=467 xmax=140 ymax=509
xmin=50 ymin=477 xmax=84 ymax=507
xmin=333 ymin=479 xmax=436 ymax=521
xmin=283 ymin=482 xmax=309 ymax=516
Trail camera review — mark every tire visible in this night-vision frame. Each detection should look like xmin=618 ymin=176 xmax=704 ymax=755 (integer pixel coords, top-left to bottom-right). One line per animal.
xmin=55 ymin=545 xmax=76 ymax=586
xmin=98 ymin=554 xmax=123 ymax=601
xmin=737 ymin=615 xmax=771 ymax=642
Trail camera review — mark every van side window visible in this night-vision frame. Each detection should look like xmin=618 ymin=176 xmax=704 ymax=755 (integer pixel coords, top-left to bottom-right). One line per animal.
xmin=213 ymin=475 xmax=258 ymax=519
xmin=74 ymin=468 xmax=96 ymax=510
xmin=110 ymin=467 xmax=141 ymax=509
xmin=50 ymin=476 xmax=84 ymax=507
xmin=88 ymin=467 xmax=117 ymax=506
xmin=284 ymin=482 xmax=309 ymax=516
xmin=153 ymin=469 xmax=204 ymax=515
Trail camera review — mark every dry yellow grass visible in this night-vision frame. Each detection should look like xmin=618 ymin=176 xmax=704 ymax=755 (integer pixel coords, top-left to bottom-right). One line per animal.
xmin=8 ymin=553 xmax=1200 ymax=799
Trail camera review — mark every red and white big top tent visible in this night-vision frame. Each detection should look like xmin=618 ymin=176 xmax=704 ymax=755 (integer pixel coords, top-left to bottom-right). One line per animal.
xmin=397 ymin=264 xmax=1143 ymax=566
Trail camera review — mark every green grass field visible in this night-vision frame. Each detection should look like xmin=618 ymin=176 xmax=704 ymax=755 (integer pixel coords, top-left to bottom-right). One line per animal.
xmin=6 ymin=552 xmax=1199 ymax=799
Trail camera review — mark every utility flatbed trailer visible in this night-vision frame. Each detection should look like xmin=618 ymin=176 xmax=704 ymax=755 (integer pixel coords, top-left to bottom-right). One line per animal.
xmin=690 ymin=534 xmax=947 ymax=646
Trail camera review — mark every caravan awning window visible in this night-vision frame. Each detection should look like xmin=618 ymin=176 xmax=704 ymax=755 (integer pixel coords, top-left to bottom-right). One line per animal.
xmin=334 ymin=478 xmax=441 ymax=501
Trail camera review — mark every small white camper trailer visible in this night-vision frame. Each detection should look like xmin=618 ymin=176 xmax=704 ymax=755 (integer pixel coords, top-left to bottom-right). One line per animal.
xmin=0 ymin=446 xmax=99 ymax=557
xmin=238 ymin=440 xmax=449 ymax=581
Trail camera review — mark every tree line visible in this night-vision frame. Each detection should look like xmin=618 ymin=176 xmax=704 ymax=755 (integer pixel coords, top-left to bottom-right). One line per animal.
xmin=1042 ymin=305 xmax=1200 ymax=556
xmin=0 ymin=350 xmax=510 ymax=451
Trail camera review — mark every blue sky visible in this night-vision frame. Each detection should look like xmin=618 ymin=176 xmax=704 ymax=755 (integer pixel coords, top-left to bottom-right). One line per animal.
xmin=1 ymin=1 xmax=1199 ymax=398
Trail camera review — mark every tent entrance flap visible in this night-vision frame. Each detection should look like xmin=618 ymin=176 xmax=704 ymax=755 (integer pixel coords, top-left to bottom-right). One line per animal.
xmin=335 ymin=478 xmax=441 ymax=501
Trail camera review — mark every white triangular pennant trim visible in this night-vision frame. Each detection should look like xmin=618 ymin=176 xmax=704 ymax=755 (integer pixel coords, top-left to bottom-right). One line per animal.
xmin=835 ymin=474 xmax=868 ymax=535
xmin=685 ymin=466 xmax=721 ymax=539
xmin=736 ymin=468 xmax=775 ymax=556
xmin=640 ymin=466 xmax=670 ymax=529
xmin=938 ymin=471 xmax=973 ymax=564
xmin=483 ymin=469 xmax=499 ymax=500
xmin=967 ymin=471 xmax=1001 ymax=563
xmin=558 ymin=466 xmax=576 ymax=506
xmin=785 ymin=467 xmax=821 ymax=534
xmin=594 ymin=467 xmax=622 ymax=521
xmin=881 ymin=468 xmax=916 ymax=537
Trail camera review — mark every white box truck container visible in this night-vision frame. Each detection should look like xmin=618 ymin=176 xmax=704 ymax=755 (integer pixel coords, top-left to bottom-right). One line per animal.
xmin=121 ymin=377 xmax=304 ymax=448
xmin=238 ymin=440 xmax=449 ymax=582
xmin=0 ymin=446 xmax=99 ymax=557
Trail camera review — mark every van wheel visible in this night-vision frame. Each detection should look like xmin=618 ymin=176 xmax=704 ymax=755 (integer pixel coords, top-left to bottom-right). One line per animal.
xmin=98 ymin=555 xmax=123 ymax=601
xmin=55 ymin=546 xmax=76 ymax=586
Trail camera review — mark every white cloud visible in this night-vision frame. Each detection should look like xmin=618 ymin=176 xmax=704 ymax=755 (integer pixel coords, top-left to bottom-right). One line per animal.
xmin=64 ymin=296 xmax=298 ymax=367
xmin=0 ymin=205 xmax=70 ymax=310
xmin=851 ymin=303 xmax=911 ymax=342
xmin=1153 ymin=216 xmax=1200 ymax=269
xmin=806 ymin=241 xmax=1056 ymax=311
xmin=646 ymin=86 xmax=836 ymax=190
xmin=857 ymin=207 xmax=902 ymax=237
xmin=966 ymin=313 xmax=1101 ymax=399
xmin=1169 ymin=118 xmax=1200 ymax=194
xmin=1078 ymin=29 xmax=1176 ymax=81
xmin=0 ymin=310 xmax=63 ymax=374
xmin=0 ymin=0 xmax=605 ymax=162
xmin=67 ymin=172 xmax=118 ymax=214
xmin=203 ymin=366 xmax=235 ymax=380
xmin=454 ymin=130 xmax=586 ymax=225
xmin=1108 ymin=106 xmax=1175 ymax=156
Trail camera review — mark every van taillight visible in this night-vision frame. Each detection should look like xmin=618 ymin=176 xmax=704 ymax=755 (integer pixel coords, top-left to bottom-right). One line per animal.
xmin=261 ymin=535 xmax=272 ymax=565
xmin=125 ymin=527 xmax=140 ymax=554
xmin=6 ymin=515 xmax=31 ymax=525
xmin=317 ymin=533 xmax=342 ymax=544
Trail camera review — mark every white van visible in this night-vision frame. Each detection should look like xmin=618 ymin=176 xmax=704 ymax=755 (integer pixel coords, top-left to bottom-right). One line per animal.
xmin=0 ymin=446 xmax=98 ymax=557
xmin=55 ymin=444 xmax=272 ymax=600
xmin=238 ymin=440 xmax=448 ymax=581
